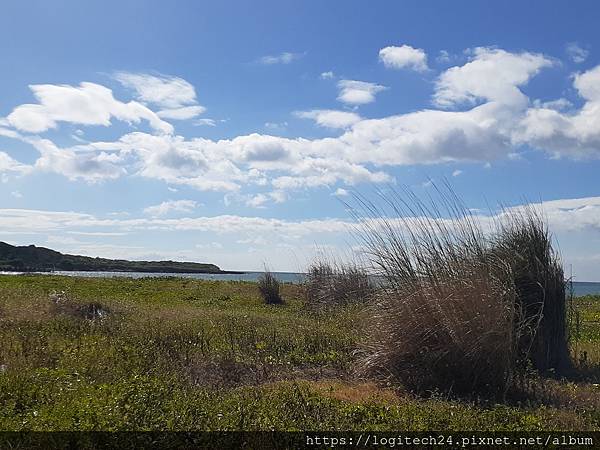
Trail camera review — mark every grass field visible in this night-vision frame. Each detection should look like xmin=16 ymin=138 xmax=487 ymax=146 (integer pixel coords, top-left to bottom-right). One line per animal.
xmin=0 ymin=274 xmax=599 ymax=431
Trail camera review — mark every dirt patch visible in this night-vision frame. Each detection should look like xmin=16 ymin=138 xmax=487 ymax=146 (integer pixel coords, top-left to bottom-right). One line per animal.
xmin=310 ymin=380 xmax=401 ymax=403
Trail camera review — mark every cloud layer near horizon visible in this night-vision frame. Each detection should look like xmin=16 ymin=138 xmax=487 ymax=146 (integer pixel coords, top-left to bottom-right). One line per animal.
xmin=1 ymin=194 xmax=600 ymax=275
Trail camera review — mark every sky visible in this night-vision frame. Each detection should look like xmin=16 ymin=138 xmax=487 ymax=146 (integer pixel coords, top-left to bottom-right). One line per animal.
xmin=1 ymin=0 xmax=600 ymax=280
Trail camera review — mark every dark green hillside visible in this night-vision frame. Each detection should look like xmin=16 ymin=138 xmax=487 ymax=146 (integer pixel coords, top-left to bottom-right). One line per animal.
xmin=0 ymin=241 xmax=231 ymax=273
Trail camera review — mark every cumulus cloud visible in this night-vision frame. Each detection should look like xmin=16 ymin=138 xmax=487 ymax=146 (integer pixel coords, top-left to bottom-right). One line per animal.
xmin=337 ymin=80 xmax=387 ymax=105
xmin=7 ymin=82 xmax=173 ymax=134
xmin=115 ymin=72 xmax=205 ymax=120
xmin=114 ymin=72 xmax=195 ymax=108
xmin=433 ymin=48 xmax=553 ymax=108
xmin=3 ymin=47 xmax=600 ymax=199
xmin=294 ymin=109 xmax=361 ymax=129
xmin=566 ymin=42 xmax=589 ymax=64
xmin=379 ymin=44 xmax=429 ymax=72
xmin=143 ymin=199 xmax=198 ymax=216
xmin=320 ymin=71 xmax=335 ymax=79
xmin=29 ymin=137 xmax=125 ymax=182
xmin=257 ymin=52 xmax=303 ymax=65
xmin=514 ymin=65 xmax=600 ymax=158
xmin=111 ymin=132 xmax=242 ymax=191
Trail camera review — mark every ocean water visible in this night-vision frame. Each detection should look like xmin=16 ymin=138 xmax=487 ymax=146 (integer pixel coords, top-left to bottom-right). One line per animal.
xmin=569 ymin=281 xmax=600 ymax=297
xmin=2 ymin=271 xmax=600 ymax=297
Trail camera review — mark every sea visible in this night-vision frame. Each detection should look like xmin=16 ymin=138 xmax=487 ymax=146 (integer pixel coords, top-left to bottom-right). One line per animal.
xmin=2 ymin=270 xmax=600 ymax=297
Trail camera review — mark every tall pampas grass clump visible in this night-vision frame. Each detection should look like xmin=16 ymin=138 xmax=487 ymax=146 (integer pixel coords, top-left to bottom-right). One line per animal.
xmin=491 ymin=206 xmax=571 ymax=375
xmin=353 ymin=184 xmax=570 ymax=397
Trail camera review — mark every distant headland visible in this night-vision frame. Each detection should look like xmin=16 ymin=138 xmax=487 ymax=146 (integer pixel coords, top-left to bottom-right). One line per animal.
xmin=0 ymin=241 xmax=241 ymax=274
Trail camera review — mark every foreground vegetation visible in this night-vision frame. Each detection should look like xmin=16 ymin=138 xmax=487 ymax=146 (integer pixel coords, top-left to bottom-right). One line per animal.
xmin=0 ymin=274 xmax=599 ymax=431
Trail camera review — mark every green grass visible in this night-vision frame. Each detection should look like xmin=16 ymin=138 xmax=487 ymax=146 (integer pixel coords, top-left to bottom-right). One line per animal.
xmin=0 ymin=275 xmax=599 ymax=431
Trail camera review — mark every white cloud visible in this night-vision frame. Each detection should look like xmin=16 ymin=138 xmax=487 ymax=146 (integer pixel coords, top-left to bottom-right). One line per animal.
xmin=0 ymin=123 xmax=21 ymax=139
xmin=115 ymin=72 xmax=206 ymax=120
xmin=115 ymin=72 xmax=196 ymax=108
xmin=2 ymin=195 xmax=600 ymax=276
xmin=0 ymin=208 xmax=352 ymax=237
xmin=3 ymin=47 xmax=600 ymax=199
xmin=337 ymin=80 xmax=387 ymax=105
xmin=574 ymin=65 xmax=600 ymax=101
xmin=111 ymin=132 xmax=242 ymax=191
xmin=295 ymin=109 xmax=361 ymax=129
xmin=245 ymin=193 xmax=270 ymax=208
xmin=514 ymin=65 xmax=600 ymax=158
xmin=195 ymin=118 xmax=217 ymax=127
xmin=338 ymin=102 xmax=514 ymax=166
xmin=7 ymin=82 xmax=173 ymax=134
xmin=264 ymin=121 xmax=288 ymax=131
xmin=452 ymin=169 xmax=463 ymax=177
xmin=320 ymin=71 xmax=335 ymax=79
xmin=258 ymin=52 xmax=303 ymax=65
xmin=143 ymin=199 xmax=198 ymax=217
xmin=271 ymin=158 xmax=392 ymax=190
xmin=333 ymin=188 xmax=349 ymax=196
xmin=379 ymin=45 xmax=429 ymax=72
xmin=29 ymin=137 xmax=125 ymax=182
xmin=433 ymin=48 xmax=553 ymax=108
xmin=270 ymin=190 xmax=287 ymax=203
xmin=68 ymin=231 xmax=128 ymax=236
xmin=437 ymin=50 xmax=451 ymax=63
xmin=157 ymin=106 xmax=206 ymax=120
xmin=245 ymin=190 xmax=288 ymax=208
xmin=0 ymin=151 xmax=31 ymax=176
xmin=532 ymin=98 xmax=573 ymax=111
xmin=0 ymin=209 xmax=98 ymax=232
xmin=566 ymin=42 xmax=589 ymax=64
xmin=522 ymin=196 xmax=600 ymax=232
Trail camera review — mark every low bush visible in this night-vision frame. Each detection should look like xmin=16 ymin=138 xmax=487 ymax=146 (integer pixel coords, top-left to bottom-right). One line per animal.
xmin=304 ymin=260 xmax=374 ymax=309
xmin=258 ymin=269 xmax=283 ymax=305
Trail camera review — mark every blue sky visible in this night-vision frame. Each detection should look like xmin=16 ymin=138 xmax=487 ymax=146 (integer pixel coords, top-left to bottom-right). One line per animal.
xmin=1 ymin=0 xmax=600 ymax=279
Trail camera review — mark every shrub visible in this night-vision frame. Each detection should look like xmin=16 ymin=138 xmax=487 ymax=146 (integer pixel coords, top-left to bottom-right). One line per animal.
xmin=304 ymin=260 xmax=374 ymax=309
xmin=258 ymin=269 xmax=283 ymax=305
xmin=354 ymin=184 xmax=571 ymax=397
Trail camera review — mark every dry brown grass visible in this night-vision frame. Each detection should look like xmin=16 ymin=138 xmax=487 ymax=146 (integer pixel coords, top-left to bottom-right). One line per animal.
xmin=352 ymin=183 xmax=571 ymax=397
xmin=492 ymin=206 xmax=570 ymax=375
